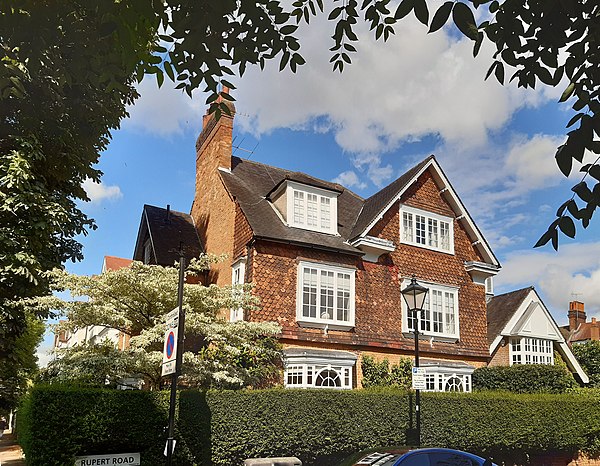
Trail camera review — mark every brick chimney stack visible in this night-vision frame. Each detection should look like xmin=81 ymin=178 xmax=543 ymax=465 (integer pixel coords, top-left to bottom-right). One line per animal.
xmin=568 ymin=301 xmax=586 ymax=331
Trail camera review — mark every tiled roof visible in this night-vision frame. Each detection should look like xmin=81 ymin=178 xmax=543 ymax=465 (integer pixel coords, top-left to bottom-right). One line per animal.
xmin=220 ymin=157 xmax=364 ymax=255
xmin=350 ymin=156 xmax=434 ymax=239
xmin=103 ymin=256 xmax=133 ymax=271
xmin=486 ymin=287 xmax=533 ymax=345
xmin=133 ymin=205 xmax=203 ymax=266
xmin=220 ymin=156 xmax=438 ymax=255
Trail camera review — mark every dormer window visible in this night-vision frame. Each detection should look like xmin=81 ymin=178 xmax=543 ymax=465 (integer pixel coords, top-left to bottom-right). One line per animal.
xmin=271 ymin=181 xmax=339 ymax=234
xmin=400 ymin=206 xmax=453 ymax=254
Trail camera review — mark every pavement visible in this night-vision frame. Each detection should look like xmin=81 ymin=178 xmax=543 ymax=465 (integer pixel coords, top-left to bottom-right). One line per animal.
xmin=0 ymin=430 xmax=25 ymax=466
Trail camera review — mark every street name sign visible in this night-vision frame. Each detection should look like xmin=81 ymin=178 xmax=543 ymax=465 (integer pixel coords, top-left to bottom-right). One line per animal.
xmin=74 ymin=453 xmax=140 ymax=466
xmin=411 ymin=367 xmax=427 ymax=390
xmin=162 ymin=308 xmax=179 ymax=377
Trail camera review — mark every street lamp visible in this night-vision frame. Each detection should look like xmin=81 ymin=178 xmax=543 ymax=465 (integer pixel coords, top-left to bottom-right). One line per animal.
xmin=401 ymin=275 xmax=429 ymax=448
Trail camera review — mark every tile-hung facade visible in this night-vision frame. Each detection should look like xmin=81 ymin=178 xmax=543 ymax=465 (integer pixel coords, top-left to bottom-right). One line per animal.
xmin=184 ymin=97 xmax=505 ymax=393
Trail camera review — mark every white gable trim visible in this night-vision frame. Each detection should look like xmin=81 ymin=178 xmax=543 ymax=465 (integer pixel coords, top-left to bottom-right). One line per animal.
xmin=491 ymin=288 xmax=589 ymax=383
xmin=357 ymin=157 xmax=499 ymax=266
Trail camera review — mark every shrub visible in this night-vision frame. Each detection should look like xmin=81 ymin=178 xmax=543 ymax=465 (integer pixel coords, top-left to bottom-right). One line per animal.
xmin=18 ymin=385 xmax=600 ymax=465
xmin=472 ymin=363 xmax=577 ymax=393
xmin=572 ymin=340 xmax=600 ymax=387
xmin=361 ymin=355 xmax=412 ymax=389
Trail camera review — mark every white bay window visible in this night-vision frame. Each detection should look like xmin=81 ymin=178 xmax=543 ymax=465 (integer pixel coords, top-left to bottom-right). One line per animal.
xmin=401 ymin=206 xmax=453 ymax=254
xmin=510 ymin=337 xmax=554 ymax=365
xmin=297 ymin=261 xmax=355 ymax=329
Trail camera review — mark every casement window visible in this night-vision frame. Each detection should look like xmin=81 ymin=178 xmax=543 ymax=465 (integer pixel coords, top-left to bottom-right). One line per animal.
xmin=230 ymin=259 xmax=246 ymax=322
xmin=510 ymin=337 xmax=554 ymax=365
xmin=403 ymin=281 xmax=459 ymax=339
xmin=400 ymin=206 xmax=454 ymax=254
xmin=288 ymin=183 xmax=337 ymax=234
xmin=296 ymin=261 xmax=355 ymax=329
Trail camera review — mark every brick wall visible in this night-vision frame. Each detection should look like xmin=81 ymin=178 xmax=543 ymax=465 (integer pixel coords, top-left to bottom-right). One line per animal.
xmin=489 ymin=338 xmax=510 ymax=366
xmin=247 ymin=167 xmax=490 ymax=364
xmin=191 ymin=112 xmax=236 ymax=287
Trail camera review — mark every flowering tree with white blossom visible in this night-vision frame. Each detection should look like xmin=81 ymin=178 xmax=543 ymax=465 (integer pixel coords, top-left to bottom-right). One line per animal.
xmin=25 ymin=257 xmax=282 ymax=390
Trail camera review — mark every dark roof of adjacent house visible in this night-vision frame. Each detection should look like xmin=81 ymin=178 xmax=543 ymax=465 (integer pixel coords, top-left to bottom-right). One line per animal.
xmin=350 ymin=156 xmax=434 ymax=239
xmin=220 ymin=157 xmax=365 ymax=255
xmin=133 ymin=204 xmax=203 ymax=266
xmin=486 ymin=287 xmax=533 ymax=345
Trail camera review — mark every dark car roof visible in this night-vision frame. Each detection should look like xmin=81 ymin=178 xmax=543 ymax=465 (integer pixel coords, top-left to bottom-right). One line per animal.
xmin=354 ymin=448 xmax=496 ymax=466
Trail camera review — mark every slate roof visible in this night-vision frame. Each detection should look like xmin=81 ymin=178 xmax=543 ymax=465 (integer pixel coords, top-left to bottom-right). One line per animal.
xmin=133 ymin=205 xmax=203 ymax=266
xmin=486 ymin=287 xmax=533 ymax=345
xmin=350 ymin=156 xmax=433 ymax=239
xmin=220 ymin=157 xmax=365 ymax=255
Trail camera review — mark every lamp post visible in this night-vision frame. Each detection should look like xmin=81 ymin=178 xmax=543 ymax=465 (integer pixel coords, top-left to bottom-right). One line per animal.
xmin=401 ymin=275 xmax=429 ymax=448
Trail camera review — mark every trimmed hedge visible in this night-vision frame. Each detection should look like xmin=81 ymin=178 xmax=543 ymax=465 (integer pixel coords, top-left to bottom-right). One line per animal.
xmin=472 ymin=364 xmax=577 ymax=393
xmin=18 ymin=386 xmax=600 ymax=465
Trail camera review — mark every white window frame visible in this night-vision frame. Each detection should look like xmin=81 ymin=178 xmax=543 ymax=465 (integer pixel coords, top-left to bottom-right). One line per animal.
xmin=400 ymin=205 xmax=454 ymax=254
xmin=402 ymin=280 xmax=460 ymax=340
xmin=296 ymin=261 xmax=355 ymax=330
xmin=509 ymin=337 xmax=554 ymax=365
xmin=230 ymin=258 xmax=246 ymax=322
xmin=284 ymin=362 xmax=353 ymax=389
xmin=287 ymin=182 xmax=338 ymax=234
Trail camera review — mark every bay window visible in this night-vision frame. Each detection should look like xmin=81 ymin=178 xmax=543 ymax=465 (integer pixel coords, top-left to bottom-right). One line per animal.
xmin=510 ymin=337 xmax=554 ymax=365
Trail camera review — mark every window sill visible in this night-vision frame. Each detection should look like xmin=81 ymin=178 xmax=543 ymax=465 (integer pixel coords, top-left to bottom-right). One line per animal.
xmin=297 ymin=319 xmax=355 ymax=332
xmin=400 ymin=241 xmax=454 ymax=255
xmin=402 ymin=332 xmax=459 ymax=343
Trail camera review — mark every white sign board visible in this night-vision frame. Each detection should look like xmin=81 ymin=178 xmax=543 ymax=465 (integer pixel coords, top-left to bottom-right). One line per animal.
xmin=411 ymin=367 xmax=427 ymax=390
xmin=75 ymin=453 xmax=140 ymax=466
xmin=162 ymin=308 xmax=179 ymax=377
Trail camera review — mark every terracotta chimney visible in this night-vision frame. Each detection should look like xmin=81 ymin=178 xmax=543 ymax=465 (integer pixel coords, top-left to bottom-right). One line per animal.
xmin=568 ymin=301 xmax=586 ymax=330
xmin=592 ymin=317 xmax=600 ymax=341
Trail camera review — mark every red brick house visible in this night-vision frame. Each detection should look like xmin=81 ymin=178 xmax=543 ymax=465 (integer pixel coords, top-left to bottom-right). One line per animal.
xmin=487 ymin=287 xmax=588 ymax=383
xmin=183 ymin=100 xmax=504 ymax=392
xmin=562 ymin=301 xmax=600 ymax=344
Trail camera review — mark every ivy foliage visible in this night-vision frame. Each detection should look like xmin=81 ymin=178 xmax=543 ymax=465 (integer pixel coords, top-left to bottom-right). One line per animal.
xmin=472 ymin=362 xmax=578 ymax=394
xmin=24 ymin=259 xmax=282 ymax=390
xmin=360 ymin=354 xmax=412 ymax=389
xmin=572 ymin=340 xmax=600 ymax=388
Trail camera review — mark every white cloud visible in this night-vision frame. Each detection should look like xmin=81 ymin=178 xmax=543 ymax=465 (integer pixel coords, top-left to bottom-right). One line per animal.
xmin=496 ymin=242 xmax=600 ymax=324
xmin=332 ymin=171 xmax=367 ymax=189
xmin=122 ymin=78 xmax=204 ymax=137
xmin=233 ymin=14 xmax=551 ymax=156
xmin=82 ymin=179 xmax=123 ymax=204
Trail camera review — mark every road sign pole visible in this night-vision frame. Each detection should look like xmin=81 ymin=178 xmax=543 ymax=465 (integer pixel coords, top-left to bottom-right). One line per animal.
xmin=166 ymin=247 xmax=185 ymax=466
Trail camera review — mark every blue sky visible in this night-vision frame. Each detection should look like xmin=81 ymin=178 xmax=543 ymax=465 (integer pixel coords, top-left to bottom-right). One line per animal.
xmin=37 ymin=13 xmax=600 ymax=362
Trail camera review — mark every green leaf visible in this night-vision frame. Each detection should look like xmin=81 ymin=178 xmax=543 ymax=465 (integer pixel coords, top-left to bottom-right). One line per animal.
xmin=534 ymin=228 xmax=555 ymax=248
xmin=559 ymin=82 xmax=575 ymax=103
xmin=555 ymin=144 xmax=572 ymax=177
xmin=559 ymin=216 xmax=576 ymax=238
xmin=429 ymin=1 xmax=452 ymax=33
xmin=164 ymin=61 xmax=175 ymax=82
xmin=280 ymin=25 xmax=298 ymax=35
xmin=452 ymin=2 xmax=478 ymax=41
xmin=394 ymin=0 xmax=415 ymax=19
xmin=413 ymin=0 xmax=429 ymax=25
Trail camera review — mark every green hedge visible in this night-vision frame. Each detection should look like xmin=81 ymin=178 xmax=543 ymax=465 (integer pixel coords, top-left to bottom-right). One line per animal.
xmin=18 ymin=386 xmax=600 ymax=465
xmin=18 ymin=385 xmax=194 ymax=465
xmin=472 ymin=364 xmax=577 ymax=393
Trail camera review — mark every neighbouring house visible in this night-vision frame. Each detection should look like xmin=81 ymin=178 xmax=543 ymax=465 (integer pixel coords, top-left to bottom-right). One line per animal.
xmin=53 ymin=256 xmax=133 ymax=350
xmin=154 ymin=97 xmax=506 ymax=393
xmin=487 ymin=287 xmax=588 ymax=383
xmin=561 ymin=300 xmax=600 ymax=344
